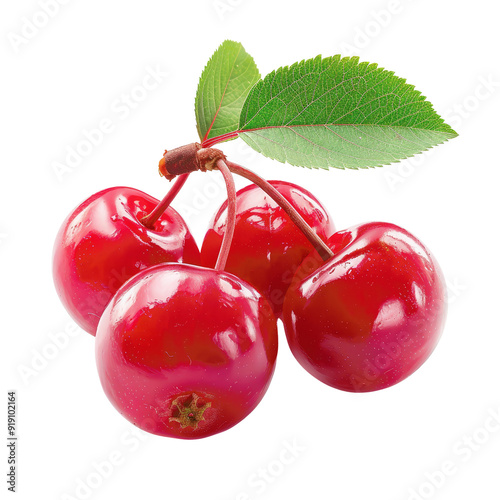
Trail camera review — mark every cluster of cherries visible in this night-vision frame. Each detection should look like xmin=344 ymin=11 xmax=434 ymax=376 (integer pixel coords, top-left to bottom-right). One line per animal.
xmin=53 ymin=144 xmax=446 ymax=439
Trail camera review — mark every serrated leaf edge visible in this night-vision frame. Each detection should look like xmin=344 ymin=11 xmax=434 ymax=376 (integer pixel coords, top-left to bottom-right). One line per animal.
xmin=238 ymin=54 xmax=457 ymax=137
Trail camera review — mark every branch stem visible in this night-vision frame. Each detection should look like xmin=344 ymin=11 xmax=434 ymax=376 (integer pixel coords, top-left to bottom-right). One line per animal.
xmin=226 ymin=161 xmax=334 ymax=261
xmin=215 ymin=159 xmax=237 ymax=271
xmin=141 ymin=174 xmax=190 ymax=229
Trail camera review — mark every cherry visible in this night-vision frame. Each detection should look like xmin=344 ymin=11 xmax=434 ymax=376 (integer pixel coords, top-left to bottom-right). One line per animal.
xmin=201 ymin=181 xmax=335 ymax=317
xmin=52 ymin=186 xmax=200 ymax=335
xmin=282 ymin=222 xmax=447 ymax=392
xmin=95 ymin=262 xmax=278 ymax=439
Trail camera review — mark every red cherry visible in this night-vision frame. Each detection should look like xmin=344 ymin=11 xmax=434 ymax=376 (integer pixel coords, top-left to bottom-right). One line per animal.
xmin=95 ymin=263 xmax=278 ymax=439
xmin=201 ymin=181 xmax=335 ymax=317
xmin=52 ymin=186 xmax=200 ymax=335
xmin=283 ymin=222 xmax=447 ymax=392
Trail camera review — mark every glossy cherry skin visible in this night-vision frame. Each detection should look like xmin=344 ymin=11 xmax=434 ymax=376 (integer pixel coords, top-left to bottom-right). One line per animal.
xmin=283 ymin=222 xmax=447 ymax=393
xmin=95 ymin=263 xmax=278 ymax=439
xmin=53 ymin=186 xmax=200 ymax=335
xmin=201 ymin=181 xmax=335 ymax=317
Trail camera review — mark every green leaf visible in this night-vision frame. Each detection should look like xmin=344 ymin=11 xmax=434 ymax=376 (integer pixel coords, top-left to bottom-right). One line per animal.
xmin=195 ymin=40 xmax=260 ymax=144
xmin=238 ymin=55 xmax=458 ymax=169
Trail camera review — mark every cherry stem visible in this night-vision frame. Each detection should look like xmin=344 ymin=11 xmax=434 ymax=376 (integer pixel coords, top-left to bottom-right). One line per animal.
xmin=141 ymin=173 xmax=190 ymax=229
xmin=215 ymin=159 xmax=236 ymax=271
xmin=226 ymin=160 xmax=334 ymax=262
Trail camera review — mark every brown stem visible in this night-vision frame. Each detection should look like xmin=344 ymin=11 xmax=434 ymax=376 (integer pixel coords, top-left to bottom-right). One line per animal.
xmin=214 ymin=159 xmax=237 ymax=272
xmin=141 ymin=174 xmax=190 ymax=229
xmin=158 ymin=143 xmax=226 ymax=180
xmin=154 ymin=143 xmax=333 ymax=262
xmin=226 ymin=161 xmax=334 ymax=262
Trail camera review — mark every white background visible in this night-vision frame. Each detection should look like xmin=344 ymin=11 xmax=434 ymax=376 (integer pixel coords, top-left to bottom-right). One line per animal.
xmin=2 ymin=1 xmax=499 ymax=499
